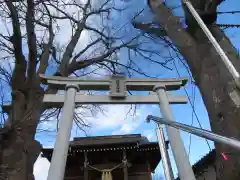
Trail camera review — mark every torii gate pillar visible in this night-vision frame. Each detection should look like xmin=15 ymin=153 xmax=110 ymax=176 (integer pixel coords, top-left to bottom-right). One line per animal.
xmin=154 ymin=85 xmax=196 ymax=180
xmin=47 ymin=84 xmax=80 ymax=180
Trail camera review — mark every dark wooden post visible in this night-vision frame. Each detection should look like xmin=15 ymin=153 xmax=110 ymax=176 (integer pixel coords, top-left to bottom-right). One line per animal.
xmin=84 ymin=152 xmax=88 ymax=180
xmin=146 ymin=152 xmax=152 ymax=180
xmin=123 ymin=150 xmax=128 ymax=180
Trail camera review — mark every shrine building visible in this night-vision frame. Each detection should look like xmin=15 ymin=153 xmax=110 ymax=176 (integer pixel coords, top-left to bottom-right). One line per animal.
xmin=42 ymin=134 xmax=168 ymax=180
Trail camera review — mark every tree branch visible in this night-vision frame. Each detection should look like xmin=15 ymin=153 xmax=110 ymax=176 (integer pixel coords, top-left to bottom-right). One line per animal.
xmin=58 ymin=22 xmax=86 ymax=75
xmin=66 ymin=32 xmax=141 ymax=74
xmin=5 ymin=0 xmax=27 ymax=90
xmin=84 ymin=25 xmax=109 ymax=40
xmin=26 ymin=0 xmax=37 ymax=84
xmin=72 ymin=38 xmax=102 ymax=62
xmin=47 ymin=2 xmax=81 ymax=23
xmin=37 ymin=2 xmax=54 ymax=75
xmin=132 ymin=21 xmax=167 ymax=37
xmin=68 ymin=41 xmax=128 ymax=74
xmin=206 ymin=0 xmax=225 ymax=14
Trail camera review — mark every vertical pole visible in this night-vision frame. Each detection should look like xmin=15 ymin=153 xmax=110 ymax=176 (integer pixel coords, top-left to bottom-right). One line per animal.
xmin=146 ymin=157 xmax=152 ymax=180
xmin=153 ymin=85 xmax=196 ymax=180
xmin=166 ymin=149 xmax=174 ymax=179
xmin=123 ymin=150 xmax=128 ymax=180
xmin=156 ymin=123 xmax=174 ymax=180
xmin=84 ymin=152 xmax=88 ymax=180
xmin=47 ymin=84 xmax=79 ymax=180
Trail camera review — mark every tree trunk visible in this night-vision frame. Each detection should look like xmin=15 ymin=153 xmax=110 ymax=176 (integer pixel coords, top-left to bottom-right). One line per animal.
xmin=1 ymin=87 xmax=44 ymax=180
xmin=1 ymin=135 xmax=42 ymax=180
xmin=143 ymin=4 xmax=240 ymax=180
xmin=191 ymin=24 xmax=240 ymax=180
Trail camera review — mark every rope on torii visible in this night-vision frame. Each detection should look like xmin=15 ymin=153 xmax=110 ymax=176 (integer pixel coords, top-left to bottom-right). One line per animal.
xmin=86 ymin=161 xmax=131 ymax=180
xmin=87 ymin=163 xmax=121 ymax=180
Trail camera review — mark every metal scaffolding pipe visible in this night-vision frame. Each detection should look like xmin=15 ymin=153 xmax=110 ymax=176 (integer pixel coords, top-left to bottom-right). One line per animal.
xmin=156 ymin=123 xmax=174 ymax=180
xmin=147 ymin=115 xmax=240 ymax=151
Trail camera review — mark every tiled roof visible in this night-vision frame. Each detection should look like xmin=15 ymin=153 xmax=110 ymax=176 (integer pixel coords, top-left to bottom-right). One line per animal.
xmin=70 ymin=134 xmax=149 ymax=146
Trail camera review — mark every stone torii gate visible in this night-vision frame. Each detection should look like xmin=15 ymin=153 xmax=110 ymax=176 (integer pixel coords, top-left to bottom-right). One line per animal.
xmin=38 ymin=74 xmax=195 ymax=180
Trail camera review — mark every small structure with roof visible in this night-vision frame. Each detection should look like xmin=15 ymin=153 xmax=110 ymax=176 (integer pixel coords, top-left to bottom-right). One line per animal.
xmin=42 ymin=134 xmax=168 ymax=180
xmin=175 ymin=150 xmax=216 ymax=180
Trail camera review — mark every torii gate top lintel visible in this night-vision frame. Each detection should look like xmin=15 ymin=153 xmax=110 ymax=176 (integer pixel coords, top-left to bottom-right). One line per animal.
xmin=2 ymin=75 xmax=188 ymax=113
xmin=39 ymin=74 xmax=188 ymax=91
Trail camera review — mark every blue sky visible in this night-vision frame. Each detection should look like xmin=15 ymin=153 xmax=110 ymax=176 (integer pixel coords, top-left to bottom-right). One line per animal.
xmin=0 ymin=0 xmax=238 ymax=179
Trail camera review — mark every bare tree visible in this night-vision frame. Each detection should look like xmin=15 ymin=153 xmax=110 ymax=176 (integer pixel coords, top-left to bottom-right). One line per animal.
xmin=0 ymin=0 xmax=174 ymax=179
xmin=133 ymin=0 xmax=240 ymax=180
